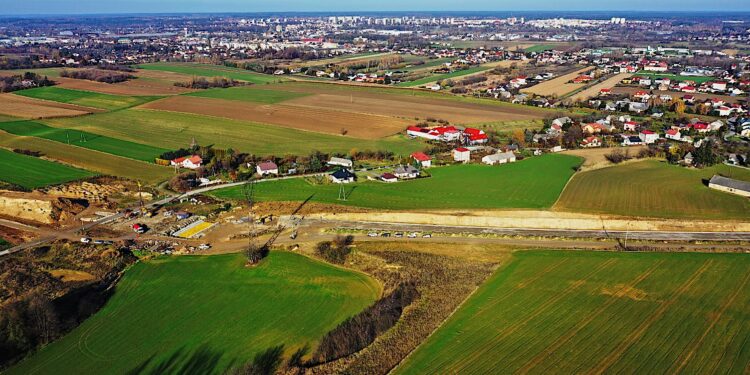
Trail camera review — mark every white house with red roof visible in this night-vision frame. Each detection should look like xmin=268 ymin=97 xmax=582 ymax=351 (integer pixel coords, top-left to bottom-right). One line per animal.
xmin=463 ymin=127 xmax=488 ymax=144
xmin=256 ymin=161 xmax=279 ymax=176
xmin=580 ymin=136 xmax=601 ymax=148
xmin=639 ymin=130 xmax=659 ymax=144
xmin=171 ymin=155 xmax=203 ymax=169
xmin=665 ymin=128 xmax=681 ymax=140
xmin=452 ymin=147 xmax=471 ymax=162
xmin=411 ymin=152 xmax=432 ymax=168
xmin=633 ymin=90 xmax=650 ymax=101
xmin=406 ymin=125 xmax=460 ymax=142
xmin=623 ymin=121 xmax=639 ymax=132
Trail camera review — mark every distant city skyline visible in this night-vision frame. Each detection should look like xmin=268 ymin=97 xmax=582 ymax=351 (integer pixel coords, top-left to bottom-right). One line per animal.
xmin=2 ymin=0 xmax=750 ymax=15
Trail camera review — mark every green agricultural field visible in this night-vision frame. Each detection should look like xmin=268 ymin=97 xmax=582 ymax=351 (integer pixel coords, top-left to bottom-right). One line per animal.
xmin=0 ymin=121 xmax=168 ymax=162
xmin=14 ymin=86 xmax=161 ymax=111
xmin=185 ymin=86 xmax=310 ymax=104
xmin=211 ymin=154 xmax=582 ymax=210
xmin=0 ymin=131 xmax=172 ymax=184
xmin=398 ymin=66 xmax=489 ymax=87
xmin=139 ymin=63 xmax=283 ymax=84
xmin=634 ymin=71 xmax=714 ymax=84
xmin=524 ymin=44 xmax=558 ymax=53
xmin=9 ymin=252 xmax=379 ymax=375
xmin=555 ymin=160 xmax=750 ymax=220
xmin=396 ymin=250 xmax=750 ymax=375
xmin=42 ymin=109 xmax=423 ymax=156
xmin=0 ymin=148 xmax=94 ymax=188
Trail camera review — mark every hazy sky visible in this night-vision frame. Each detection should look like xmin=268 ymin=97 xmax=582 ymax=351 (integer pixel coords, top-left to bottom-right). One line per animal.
xmin=2 ymin=0 xmax=748 ymax=15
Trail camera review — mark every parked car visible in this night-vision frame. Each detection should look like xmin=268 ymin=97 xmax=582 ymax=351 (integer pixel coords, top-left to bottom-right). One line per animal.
xmin=380 ymin=232 xmax=391 ymax=237
xmin=407 ymin=232 xmax=419 ymax=238
xmin=422 ymin=233 xmax=432 ymax=238
xmin=394 ymin=232 xmax=404 ymax=238
xmin=80 ymin=237 xmax=91 ymax=244
xmin=198 ymin=243 xmax=211 ymax=250
xmin=367 ymin=232 xmax=378 ymax=237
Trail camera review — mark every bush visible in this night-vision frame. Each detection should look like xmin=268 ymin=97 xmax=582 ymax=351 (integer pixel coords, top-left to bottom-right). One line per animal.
xmin=605 ymin=149 xmax=632 ymax=164
xmin=315 ymin=235 xmax=353 ymax=264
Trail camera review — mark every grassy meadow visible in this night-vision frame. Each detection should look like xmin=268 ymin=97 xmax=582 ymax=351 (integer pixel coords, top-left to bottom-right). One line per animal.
xmin=42 ymin=109 xmax=424 ymax=156
xmin=555 ymin=160 xmax=750 ymax=220
xmin=138 ymin=63 xmax=283 ymax=84
xmin=397 ymin=250 xmax=750 ymax=375
xmin=211 ymin=154 xmax=582 ymax=210
xmin=0 ymin=121 xmax=168 ymax=162
xmin=9 ymin=252 xmax=379 ymax=375
xmin=0 ymin=148 xmax=95 ymax=188
xmin=14 ymin=86 xmax=161 ymax=111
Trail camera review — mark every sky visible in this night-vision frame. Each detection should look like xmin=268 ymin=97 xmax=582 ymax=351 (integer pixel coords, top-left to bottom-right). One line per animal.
xmin=1 ymin=0 xmax=749 ymax=15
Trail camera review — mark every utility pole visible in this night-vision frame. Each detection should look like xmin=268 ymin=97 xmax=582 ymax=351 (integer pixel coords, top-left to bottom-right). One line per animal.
xmin=338 ymin=184 xmax=347 ymax=201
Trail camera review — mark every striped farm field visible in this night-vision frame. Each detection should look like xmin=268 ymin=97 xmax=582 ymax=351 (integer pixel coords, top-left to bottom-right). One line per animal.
xmin=42 ymin=109 xmax=423 ymax=155
xmin=0 ymin=148 xmax=95 ymax=188
xmin=14 ymin=86 xmax=161 ymax=111
xmin=0 ymin=121 xmax=168 ymax=162
xmin=185 ymin=86 xmax=310 ymax=104
xmin=555 ymin=160 xmax=750 ymax=220
xmin=396 ymin=250 xmax=750 ymax=375
xmin=8 ymin=252 xmax=380 ymax=375
xmin=0 ymin=131 xmax=172 ymax=184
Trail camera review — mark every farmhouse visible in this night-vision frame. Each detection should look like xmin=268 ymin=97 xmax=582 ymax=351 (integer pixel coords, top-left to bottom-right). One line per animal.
xmin=463 ymin=128 xmax=488 ymax=144
xmin=327 ymin=157 xmax=353 ymax=169
xmin=406 ymin=125 xmax=461 ymax=141
xmin=330 ymin=168 xmax=355 ymax=184
xmin=581 ymin=136 xmax=601 ymax=148
xmin=708 ymin=175 xmax=750 ymax=197
xmin=665 ymin=128 xmax=681 ymax=140
xmin=411 ymin=152 xmax=432 ymax=168
xmin=256 ymin=161 xmax=279 ymax=176
xmin=452 ymin=147 xmax=471 ymax=162
xmin=171 ymin=155 xmax=203 ymax=169
xmin=482 ymin=151 xmax=516 ymax=165
xmin=394 ymin=165 xmax=420 ymax=179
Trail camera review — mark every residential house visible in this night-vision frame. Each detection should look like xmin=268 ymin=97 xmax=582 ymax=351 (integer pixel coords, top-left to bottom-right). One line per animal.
xmin=393 ymin=165 xmax=420 ymax=179
xmin=639 ymin=130 xmax=659 ymax=144
xmin=708 ymin=175 xmax=750 ymax=197
xmin=551 ymin=117 xmax=571 ymax=129
xmin=665 ymin=129 xmax=681 ymax=140
xmin=452 ymin=147 xmax=471 ymax=162
xmin=171 ymin=155 xmax=203 ymax=170
xmin=682 ymin=152 xmax=694 ymax=165
xmin=622 ymin=135 xmax=644 ymax=146
xmin=463 ymin=127 xmax=488 ymax=144
xmin=256 ymin=161 xmax=279 ymax=176
xmin=623 ymin=121 xmax=639 ymax=132
xmin=581 ymin=136 xmax=601 ymax=148
xmin=330 ymin=169 xmax=355 ymax=184
xmin=482 ymin=151 xmax=516 ymax=165
xmin=411 ymin=152 xmax=432 ymax=168
xmin=380 ymin=173 xmax=398 ymax=183
xmin=629 ymin=102 xmax=649 ymax=113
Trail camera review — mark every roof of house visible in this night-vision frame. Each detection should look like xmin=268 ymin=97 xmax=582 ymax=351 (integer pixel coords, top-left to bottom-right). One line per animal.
xmin=709 ymin=175 xmax=750 ymax=193
xmin=257 ymin=161 xmax=278 ymax=171
xmin=394 ymin=165 xmax=419 ymax=174
xmin=328 ymin=157 xmax=353 ymax=166
xmin=411 ymin=152 xmax=431 ymax=161
xmin=484 ymin=151 xmax=515 ymax=161
xmin=381 ymin=173 xmax=397 ymax=180
xmin=331 ymin=168 xmax=355 ymax=179
xmin=463 ymin=127 xmax=484 ymax=136
xmin=173 ymin=155 xmax=202 ymax=164
xmin=666 ymin=129 xmax=680 ymax=135
xmin=640 ymin=130 xmax=656 ymax=135
xmin=454 ymin=147 xmax=470 ymax=152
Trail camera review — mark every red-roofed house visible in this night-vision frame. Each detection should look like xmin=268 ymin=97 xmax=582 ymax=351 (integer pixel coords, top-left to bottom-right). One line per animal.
xmin=580 ymin=136 xmax=601 ymax=148
xmin=665 ymin=128 xmax=681 ymax=140
xmin=171 ymin=155 xmax=203 ymax=170
xmin=411 ymin=152 xmax=432 ymax=168
xmin=639 ymin=130 xmax=659 ymax=144
xmin=256 ymin=161 xmax=279 ymax=176
xmin=623 ymin=121 xmax=639 ymax=132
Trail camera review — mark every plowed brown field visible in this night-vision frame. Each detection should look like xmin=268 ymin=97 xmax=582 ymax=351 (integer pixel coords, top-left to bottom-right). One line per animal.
xmin=140 ymin=95 xmax=413 ymax=138
xmin=0 ymin=93 xmax=97 ymax=119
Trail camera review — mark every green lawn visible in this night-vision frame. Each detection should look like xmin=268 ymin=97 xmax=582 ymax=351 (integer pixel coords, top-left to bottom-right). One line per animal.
xmin=555 ymin=160 xmax=750 ymax=220
xmin=397 ymin=250 xmax=750 ymax=374
xmin=139 ymin=63 xmax=283 ymax=85
xmin=0 ymin=121 xmax=168 ymax=162
xmin=211 ymin=154 xmax=582 ymax=210
xmin=185 ymin=86 xmax=310 ymax=104
xmin=524 ymin=44 xmax=557 ymax=53
xmin=8 ymin=252 xmax=379 ymax=375
xmin=43 ymin=109 xmax=424 ymax=156
xmin=397 ymin=66 xmax=489 ymax=87
xmin=634 ymin=71 xmax=714 ymax=84
xmin=0 ymin=148 xmax=94 ymax=188
xmin=13 ymin=86 xmax=161 ymax=111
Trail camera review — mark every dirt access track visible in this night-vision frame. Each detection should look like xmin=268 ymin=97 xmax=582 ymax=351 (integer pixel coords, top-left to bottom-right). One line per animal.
xmin=142 ymin=95 xmax=414 ymax=139
xmin=0 ymin=93 xmax=99 ymax=119
xmin=317 ymin=210 xmax=750 ymax=232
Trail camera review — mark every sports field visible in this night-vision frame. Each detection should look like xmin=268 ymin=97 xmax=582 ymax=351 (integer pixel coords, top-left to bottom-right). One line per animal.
xmin=0 ymin=131 xmax=171 ymax=184
xmin=139 ymin=63 xmax=283 ymax=84
xmin=185 ymin=86 xmax=310 ymax=104
xmin=396 ymin=250 xmax=750 ymax=375
xmin=0 ymin=121 xmax=168 ymax=162
xmin=14 ymin=86 xmax=161 ymax=111
xmin=8 ymin=252 xmax=379 ymax=375
xmin=0 ymin=148 xmax=95 ymax=188
xmin=42 ymin=109 xmax=423 ymax=155
xmin=524 ymin=44 xmax=558 ymax=52
xmin=555 ymin=160 xmax=750 ymax=220
xmin=211 ymin=154 xmax=582 ymax=210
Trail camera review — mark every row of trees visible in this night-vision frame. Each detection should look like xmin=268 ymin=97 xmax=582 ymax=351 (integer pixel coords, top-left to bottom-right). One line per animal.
xmin=0 ymin=72 xmax=54 ymax=93
xmin=60 ymin=69 xmax=134 ymax=83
